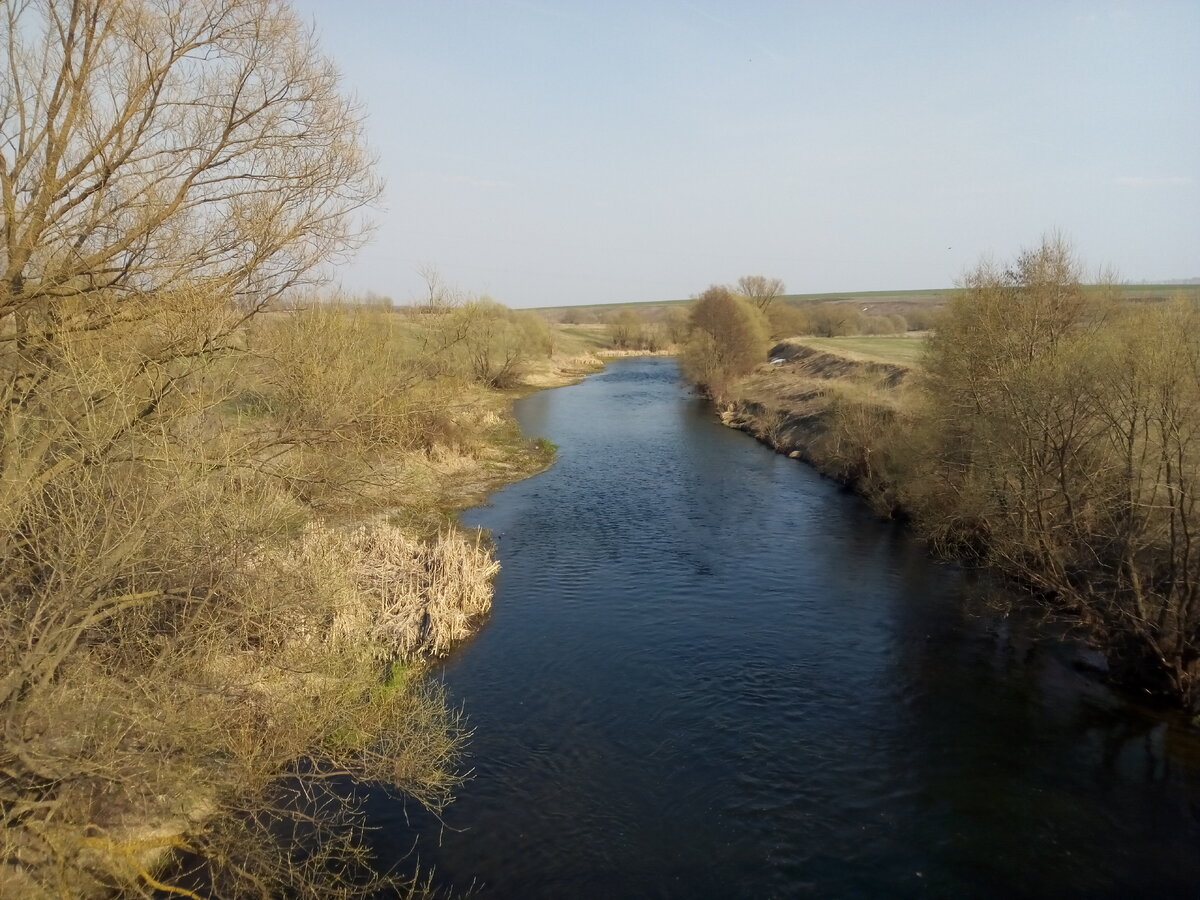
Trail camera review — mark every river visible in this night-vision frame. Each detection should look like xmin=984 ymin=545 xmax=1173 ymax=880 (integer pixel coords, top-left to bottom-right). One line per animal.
xmin=368 ymin=357 xmax=1200 ymax=898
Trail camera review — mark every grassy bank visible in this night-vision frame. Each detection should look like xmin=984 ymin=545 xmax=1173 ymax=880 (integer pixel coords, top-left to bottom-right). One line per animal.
xmin=721 ymin=337 xmax=919 ymax=516
xmin=786 ymin=333 xmax=930 ymax=366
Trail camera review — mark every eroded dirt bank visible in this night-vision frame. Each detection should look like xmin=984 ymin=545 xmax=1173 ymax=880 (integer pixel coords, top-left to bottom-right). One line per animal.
xmin=717 ymin=340 xmax=913 ymax=514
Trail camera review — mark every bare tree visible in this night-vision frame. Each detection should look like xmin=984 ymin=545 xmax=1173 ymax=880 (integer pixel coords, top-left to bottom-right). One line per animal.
xmin=450 ymin=298 xmax=548 ymax=388
xmin=1 ymin=0 xmax=381 ymax=556
xmin=920 ymin=235 xmax=1200 ymax=711
xmin=1 ymin=0 xmax=379 ymax=314
xmin=416 ymin=263 xmax=461 ymax=309
xmin=736 ymin=275 xmax=786 ymax=311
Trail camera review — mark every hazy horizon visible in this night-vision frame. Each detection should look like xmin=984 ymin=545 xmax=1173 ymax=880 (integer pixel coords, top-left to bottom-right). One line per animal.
xmin=294 ymin=1 xmax=1199 ymax=308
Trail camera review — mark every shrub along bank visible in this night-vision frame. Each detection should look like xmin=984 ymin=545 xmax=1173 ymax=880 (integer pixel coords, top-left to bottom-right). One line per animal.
xmin=703 ymin=238 xmax=1200 ymax=718
xmin=1 ymin=293 xmax=597 ymax=899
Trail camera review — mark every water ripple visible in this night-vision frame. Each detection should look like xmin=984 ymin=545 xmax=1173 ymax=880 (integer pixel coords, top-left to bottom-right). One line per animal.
xmin=369 ymin=358 xmax=1200 ymax=900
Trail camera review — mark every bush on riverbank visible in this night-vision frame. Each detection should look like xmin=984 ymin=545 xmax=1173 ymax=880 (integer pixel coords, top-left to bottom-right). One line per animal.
xmin=680 ymin=286 xmax=770 ymax=399
xmin=916 ymin=237 xmax=1200 ymax=712
xmin=446 ymin=298 xmax=554 ymax=388
xmin=709 ymin=237 xmax=1200 ymax=715
xmin=0 ymin=286 xmax=572 ymax=896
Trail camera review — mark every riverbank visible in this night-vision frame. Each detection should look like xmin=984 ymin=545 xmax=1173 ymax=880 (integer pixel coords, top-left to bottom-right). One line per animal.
xmin=0 ymin=298 xmax=610 ymax=899
xmin=714 ymin=317 xmax=1200 ymax=719
xmin=718 ymin=338 xmax=916 ymax=516
xmin=403 ymin=351 xmax=605 ymax=527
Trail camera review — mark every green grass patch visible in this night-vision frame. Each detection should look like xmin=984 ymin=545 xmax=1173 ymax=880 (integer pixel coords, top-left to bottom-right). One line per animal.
xmin=553 ymin=323 xmax=611 ymax=352
xmin=796 ymin=334 xmax=930 ymax=366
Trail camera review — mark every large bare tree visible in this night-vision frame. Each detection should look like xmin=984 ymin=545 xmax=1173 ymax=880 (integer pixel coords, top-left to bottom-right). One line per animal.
xmin=1 ymin=0 xmax=379 ymax=314
xmin=1 ymin=0 xmax=381 ymax=550
xmin=736 ymin=274 xmax=785 ymax=311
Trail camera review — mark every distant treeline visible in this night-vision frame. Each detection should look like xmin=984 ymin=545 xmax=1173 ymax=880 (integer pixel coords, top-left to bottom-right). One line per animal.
xmin=547 ymin=281 xmax=1196 ymax=344
xmin=560 ymin=293 xmax=940 ymax=340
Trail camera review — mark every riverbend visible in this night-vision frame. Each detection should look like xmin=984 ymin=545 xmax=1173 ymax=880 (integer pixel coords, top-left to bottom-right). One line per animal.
xmin=369 ymin=357 xmax=1200 ymax=899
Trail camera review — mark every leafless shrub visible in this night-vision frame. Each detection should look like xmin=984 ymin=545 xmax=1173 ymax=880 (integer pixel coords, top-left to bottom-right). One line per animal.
xmin=444 ymin=299 xmax=551 ymax=388
xmin=919 ymin=235 xmax=1200 ymax=710
xmin=736 ymin=275 xmax=786 ymax=311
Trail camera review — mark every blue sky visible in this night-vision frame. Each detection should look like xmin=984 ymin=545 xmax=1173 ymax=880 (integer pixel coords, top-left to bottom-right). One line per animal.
xmin=293 ymin=0 xmax=1199 ymax=307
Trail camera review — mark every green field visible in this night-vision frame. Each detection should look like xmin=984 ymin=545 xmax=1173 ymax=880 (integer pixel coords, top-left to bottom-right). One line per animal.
xmin=553 ymin=323 xmax=612 ymax=352
xmin=532 ymin=288 xmax=951 ymax=320
xmin=792 ymin=334 xmax=931 ymax=366
xmin=533 ymin=283 xmax=1196 ymax=320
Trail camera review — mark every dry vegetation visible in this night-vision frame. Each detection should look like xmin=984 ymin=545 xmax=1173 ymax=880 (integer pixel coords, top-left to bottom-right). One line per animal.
xmin=720 ymin=341 xmax=918 ymax=514
xmin=679 ymin=285 xmax=770 ymax=399
xmin=789 ymin=333 xmax=931 ymax=366
xmin=0 ymin=286 xmax=583 ymax=898
xmin=708 ymin=238 xmax=1200 ymax=716
xmin=0 ymin=2 xmax=597 ymax=896
xmin=918 ymin=241 xmax=1200 ymax=711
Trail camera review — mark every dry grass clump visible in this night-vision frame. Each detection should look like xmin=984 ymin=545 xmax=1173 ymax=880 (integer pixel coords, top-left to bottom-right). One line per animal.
xmin=0 ymin=443 xmax=483 ymax=898
xmin=291 ymin=524 xmax=499 ymax=661
xmin=521 ymin=353 xmax=605 ymax=386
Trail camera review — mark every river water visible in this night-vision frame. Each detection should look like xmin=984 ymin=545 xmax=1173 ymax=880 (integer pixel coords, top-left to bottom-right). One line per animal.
xmin=370 ymin=357 xmax=1200 ymax=898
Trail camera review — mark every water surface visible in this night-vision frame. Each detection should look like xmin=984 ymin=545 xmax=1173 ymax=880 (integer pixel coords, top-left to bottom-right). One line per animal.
xmin=371 ymin=357 xmax=1200 ymax=898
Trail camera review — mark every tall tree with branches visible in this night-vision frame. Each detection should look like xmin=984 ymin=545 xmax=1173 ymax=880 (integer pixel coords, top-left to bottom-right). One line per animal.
xmin=1 ymin=0 xmax=381 ymax=539
xmin=736 ymin=275 xmax=786 ymax=311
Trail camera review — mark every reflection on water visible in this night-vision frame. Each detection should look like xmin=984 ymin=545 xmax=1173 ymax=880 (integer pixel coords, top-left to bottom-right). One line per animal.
xmin=367 ymin=357 xmax=1200 ymax=899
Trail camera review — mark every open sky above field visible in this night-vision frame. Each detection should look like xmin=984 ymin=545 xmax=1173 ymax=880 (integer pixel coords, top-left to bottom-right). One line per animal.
xmin=293 ymin=0 xmax=1199 ymax=308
